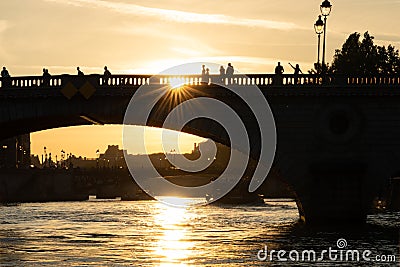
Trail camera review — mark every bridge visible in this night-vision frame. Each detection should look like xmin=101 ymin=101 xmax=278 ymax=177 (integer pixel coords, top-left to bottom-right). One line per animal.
xmin=1 ymin=73 xmax=400 ymax=224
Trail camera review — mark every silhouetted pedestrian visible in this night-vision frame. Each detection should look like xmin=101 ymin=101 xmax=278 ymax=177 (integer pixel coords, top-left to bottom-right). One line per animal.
xmin=77 ymin=67 xmax=84 ymax=76
xmin=219 ymin=66 xmax=225 ymax=83
xmin=1 ymin=67 xmax=11 ymax=87
xmin=226 ymin=63 xmax=234 ymax=76
xmin=1 ymin=67 xmax=10 ymax=78
xmin=275 ymin=62 xmax=284 ymax=75
xmin=226 ymin=63 xmax=234 ymax=84
xmin=42 ymin=68 xmax=51 ymax=86
xmin=289 ymin=63 xmax=302 ymax=75
xmin=289 ymin=63 xmax=303 ymax=84
xmin=103 ymin=66 xmax=111 ymax=85
xmin=273 ymin=62 xmax=284 ymax=86
xmin=204 ymin=68 xmax=210 ymax=84
xmin=201 ymin=65 xmax=207 ymax=84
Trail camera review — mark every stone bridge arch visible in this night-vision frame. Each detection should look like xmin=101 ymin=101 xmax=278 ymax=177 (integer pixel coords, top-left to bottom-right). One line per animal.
xmin=2 ymin=74 xmax=400 ymax=224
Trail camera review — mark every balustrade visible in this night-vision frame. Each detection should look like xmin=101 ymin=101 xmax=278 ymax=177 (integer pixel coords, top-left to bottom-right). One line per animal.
xmin=1 ymin=73 xmax=400 ymax=89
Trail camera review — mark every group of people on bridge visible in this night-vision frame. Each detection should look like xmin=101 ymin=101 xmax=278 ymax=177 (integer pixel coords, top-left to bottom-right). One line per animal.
xmin=1 ymin=62 xmax=306 ymax=87
xmin=0 ymin=66 xmax=112 ymax=78
xmin=200 ymin=62 xmax=303 ymax=85
xmin=0 ymin=65 xmax=114 ymax=87
xmin=274 ymin=62 xmax=303 ymax=85
xmin=201 ymin=63 xmax=235 ymax=84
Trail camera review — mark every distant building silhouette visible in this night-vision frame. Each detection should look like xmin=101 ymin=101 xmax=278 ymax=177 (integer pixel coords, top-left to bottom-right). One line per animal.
xmin=99 ymin=145 xmax=126 ymax=168
xmin=0 ymin=135 xmax=30 ymax=168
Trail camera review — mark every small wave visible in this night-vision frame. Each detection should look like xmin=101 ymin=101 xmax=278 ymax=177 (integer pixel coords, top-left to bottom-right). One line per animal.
xmin=79 ymin=233 xmax=119 ymax=238
xmin=0 ymin=203 xmax=21 ymax=207
xmin=66 ymin=239 xmax=103 ymax=244
xmin=18 ymin=248 xmax=48 ymax=253
xmin=47 ymin=235 xmax=70 ymax=239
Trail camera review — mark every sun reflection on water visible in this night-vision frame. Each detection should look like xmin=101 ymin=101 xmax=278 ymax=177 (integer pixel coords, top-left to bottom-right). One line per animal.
xmin=154 ymin=197 xmax=198 ymax=266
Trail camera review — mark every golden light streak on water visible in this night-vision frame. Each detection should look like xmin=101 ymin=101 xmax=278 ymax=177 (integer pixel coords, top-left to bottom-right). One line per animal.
xmin=154 ymin=197 xmax=199 ymax=266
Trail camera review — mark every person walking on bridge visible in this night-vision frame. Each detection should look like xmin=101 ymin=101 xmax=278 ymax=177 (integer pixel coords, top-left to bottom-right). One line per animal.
xmin=103 ymin=66 xmax=111 ymax=85
xmin=226 ymin=63 xmax=234 ymax=84
xmin=1 ymin=67 xmax=10 ymax=78
xmin=204 ymin=68 xmax=210 ymax=84
xmin=1 ymin=67 xmax=11 ymax=87
xmin=273 ymin=62 xmax=284 ymax=85
xmin=42 ymin=68 xmax=51 ymax=87
xmin=201 ymin=65 xmax=207 ymax=84
xmin=288 ymin=63 xmax=303 ymax=75
xmin=275 ymin=62 xmax=284 ymax=75
xmin=219 ymin=65 xmax=225 ymax=83
xmin=288 ymin=63 xmax=303 ymax=84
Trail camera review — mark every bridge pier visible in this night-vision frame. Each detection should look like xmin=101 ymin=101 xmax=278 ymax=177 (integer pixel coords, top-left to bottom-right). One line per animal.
xmin=295 ymin=163 xmax=371 ymax=225
xmin=281 ymin=160 xmax=389 ymax=225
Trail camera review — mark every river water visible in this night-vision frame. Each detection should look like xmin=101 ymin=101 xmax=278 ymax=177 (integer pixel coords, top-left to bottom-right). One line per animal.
xmin=0 ymin=199 xmax=399 ymax=266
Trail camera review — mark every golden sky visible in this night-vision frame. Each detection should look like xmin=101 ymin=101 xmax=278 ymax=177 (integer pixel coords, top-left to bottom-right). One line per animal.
xmin=1 ymin=0 xmax=400 ymax=157
xmin=31 ymin=125 xmax=204 ymax=158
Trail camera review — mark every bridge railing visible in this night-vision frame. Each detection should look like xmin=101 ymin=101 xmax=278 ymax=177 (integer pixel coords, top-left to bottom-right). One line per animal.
xmin=1 ymin=74 xmax=400 ymax=89
xmin=345 ymin=76 xmax=400 ymax=86
xmin=99 ymin=75 xmax=152 ymax=86
xmin=0 ymin=75 xmax=64 ymax=88
xmin=156 ymin=74 xmax=326 ymax=86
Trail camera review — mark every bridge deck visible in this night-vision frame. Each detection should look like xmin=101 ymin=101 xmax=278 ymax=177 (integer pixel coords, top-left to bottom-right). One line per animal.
xmin=1 ymin=74 xmax=400 ymax=98
xmin=1 ymin=74 xmax=399 ymax=87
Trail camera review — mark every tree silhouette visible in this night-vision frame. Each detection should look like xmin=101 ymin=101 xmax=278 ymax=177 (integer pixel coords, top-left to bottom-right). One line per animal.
xmin=330 ymin=31 xmax=400 ymax=75
xmin=378 ymin=45 xmax=400 ymax=74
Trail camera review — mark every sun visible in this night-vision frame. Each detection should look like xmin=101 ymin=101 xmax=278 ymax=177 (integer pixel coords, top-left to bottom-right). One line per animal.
xmin=168 ymin=77 xmax=187 ymax=90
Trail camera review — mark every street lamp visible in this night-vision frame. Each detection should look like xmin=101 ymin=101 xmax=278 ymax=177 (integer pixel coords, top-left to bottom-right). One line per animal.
xmin=96 ymin=149 xmax=100 ymax=169
xmin=314 ymin=15 xmax=324 ymax=73
xmin=320 ymin=0 xmax=332 ymax=16
xmin=320 ymin=0 xmax=332 ymax=73
xmin=44 ymin=146 xmax=47 ymax=168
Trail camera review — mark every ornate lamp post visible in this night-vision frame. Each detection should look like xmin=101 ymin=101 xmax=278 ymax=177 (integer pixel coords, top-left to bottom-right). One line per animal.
xmin=314 ymin=15 xmax=324 ymax=73
xmin=96 ymin=149 xmax=100 ymax=169
xmin=320 ymin=0 xmax=332 ymax=73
